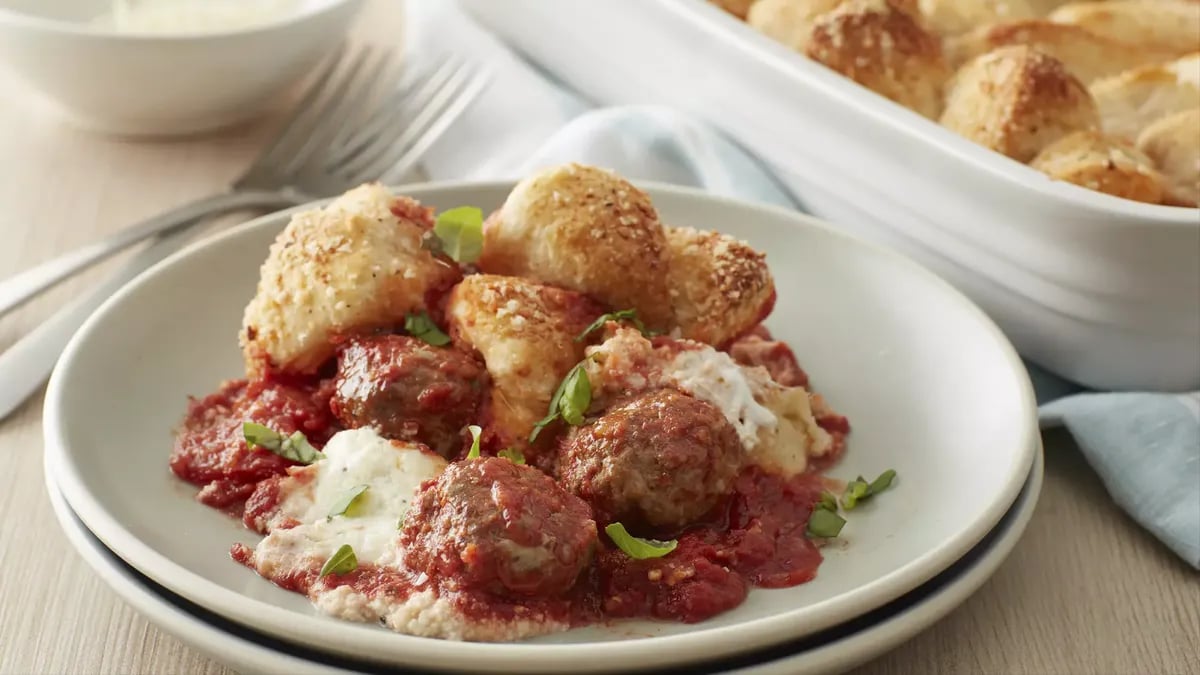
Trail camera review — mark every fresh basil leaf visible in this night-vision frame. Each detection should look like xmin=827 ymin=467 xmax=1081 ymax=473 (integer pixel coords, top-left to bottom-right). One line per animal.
xmin=605 ymin=522 xmax=677 ymax=559
xmin=242 ymin=422 xmax=282 ymax=451
xmin=559 ymin=364 xmax=591 ymax=425
xmin=497 ymin=447 xmax=525 ymax=465
xmin=817 ymin=491 xmax=838 ymax=513
xmin=327 ymin=485 xmax=369 ymax=521
xmin=842 ymin=479 xmax=869 ymax=510
xmin=433 ymin=206 xmax=484 ymax=263
xmin=405 ymin=311 xmax=451 ymax=346
xmin=243 ymin=423 xmax=324 ymax=465
xmin=528 ymin=359 xmax=593 ymax=442
xmin=868 ymin=469 xmax=897 ymax=495
xmin=843 ymin=469 xmax=897 ymax=510
xmin=807 ymin=508 xmax=846 ymax=538
xmin=319 ymin=544 xmax=358 ymax=578
xmin=575 ymin=309 xmax=650 ymax=342
xmin=466 ymin=425 xmax=482 ymax=459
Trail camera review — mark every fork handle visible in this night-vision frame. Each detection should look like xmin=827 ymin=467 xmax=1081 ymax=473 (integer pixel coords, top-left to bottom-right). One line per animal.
xmin=0 ymin=189 xmax=295 ymax=320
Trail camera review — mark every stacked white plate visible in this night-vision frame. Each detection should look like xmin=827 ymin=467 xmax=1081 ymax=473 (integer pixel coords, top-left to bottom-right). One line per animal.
xmin=45 ymin=182 xmax=1042 ymax=673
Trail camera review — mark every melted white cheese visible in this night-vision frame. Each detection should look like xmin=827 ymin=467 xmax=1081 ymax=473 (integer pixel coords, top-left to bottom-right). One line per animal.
xmin=256 ymin=428 xmax=446 ymax=567
xmin=663 ymin=349 xmax=778 ymax=449
xmin=247 ymin=428 xmax=571 ymax=641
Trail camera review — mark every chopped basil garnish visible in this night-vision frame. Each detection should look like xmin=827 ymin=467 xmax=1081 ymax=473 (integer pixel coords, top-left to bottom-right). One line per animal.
xmin=466 ymin=425 xmax=482 ymax=459
xmin=405 ymin=311 xmax=451 ymax=346
xmin=397 ymin=510 xmax=407 ymax=530
xmin=497 ymin=447 xmax=525 ymax=465
xmin=529 ymin=359 xmax=592 ymax=442
xmin=319 ymin=544 xmax=358 ymax=578
xmin=842 ymin=469 xmax=897 ymax=510
xmin=432 ymin=206 xmax=484 ymax=263
xmin=326 ymin=485 xmax=369 ymax=521
xmin=605 ymin=522 xmax=677 ymax=559
xmin=817 ymin=491 xmax=838 ymax=513
xmin=806 ymin=508 xmax=846 ymax=538
xmin=242 ymin=422 xmax=324 ymax=464
xmin=575 ymin=309 xmax=652 ymax=342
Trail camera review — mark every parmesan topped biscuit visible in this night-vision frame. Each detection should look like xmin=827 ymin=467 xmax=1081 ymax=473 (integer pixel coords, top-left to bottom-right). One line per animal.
xmin=240 ymin=184 xmax=461 ymax=378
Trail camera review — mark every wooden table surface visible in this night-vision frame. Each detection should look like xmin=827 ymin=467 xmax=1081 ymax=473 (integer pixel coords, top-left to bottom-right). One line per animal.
xmin=1 ymin=3 xmax=1197 ymax=674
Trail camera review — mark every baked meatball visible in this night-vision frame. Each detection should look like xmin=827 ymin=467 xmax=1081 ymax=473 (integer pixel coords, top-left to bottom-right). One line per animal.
xmin=401 ymin=458 xmax=597 ymax=597
xmin=331 ymin=335 xmax=485 ymax=458
xmin=557 ymin=389 xmax=743 ymax=532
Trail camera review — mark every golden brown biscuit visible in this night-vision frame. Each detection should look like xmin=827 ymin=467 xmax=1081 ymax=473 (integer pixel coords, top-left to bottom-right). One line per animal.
xmin=1048 ymin=1 xmax=1200 ymax=57
xmin=805 ymin=0 xmax=951 ymax=118
xmin=1090 ymin=53 xmax=1200 ymax=141
xmin=916 ymin=0 xmax=1041 ymax=36
xmin=664 ymin=226 xmax=776 ymax=347
xmin=478 ymin=164 xmax=675 ymax=332
xmin=946 ymin=20 xmax=1175 ymax=83
xmin=747 ymin=0 xmax=845 ymax=52
xmin=941 ymin=46 xmax=1100 ymax=162
xmin=445 ymin=275 xmax=601 ymax=455
xmin=240 ymin=184 xmax=460 ymax=378
xmin=1030 ymin=130 xmax=1169 ymax=203
xmin=1136 ymin=108 xmax=1200 ymax=206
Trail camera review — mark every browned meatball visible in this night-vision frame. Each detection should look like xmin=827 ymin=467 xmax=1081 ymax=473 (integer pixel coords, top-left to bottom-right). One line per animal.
xmin=400 ymin=458 xmax=597 ymax=597
xmin=331 ymin=335 xmax=485 ymax=457
xmin=557 ymin=388 xmax=742 ymax=532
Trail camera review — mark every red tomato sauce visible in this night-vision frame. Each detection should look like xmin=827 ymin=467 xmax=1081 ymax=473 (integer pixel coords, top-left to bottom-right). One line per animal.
xmin=170 ymin=377 xmax=339 ymax=512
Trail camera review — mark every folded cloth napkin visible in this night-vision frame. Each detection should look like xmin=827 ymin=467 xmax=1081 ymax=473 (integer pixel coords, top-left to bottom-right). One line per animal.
xmin=405 ymin=0 xmax=1200 ymax=569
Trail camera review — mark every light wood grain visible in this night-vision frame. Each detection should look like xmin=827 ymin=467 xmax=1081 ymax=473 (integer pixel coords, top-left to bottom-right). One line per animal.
xmin=1 ymin=2 xmax=1197 ymax=674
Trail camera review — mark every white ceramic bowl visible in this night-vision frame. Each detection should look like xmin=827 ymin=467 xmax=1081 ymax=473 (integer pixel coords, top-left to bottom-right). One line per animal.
xmin=0 ymin=0 xmax=363 ymax=136
xmin=45 ymin=181 xmax=1038 ymax=672
xmin=460 ymin=0 xmax=1200 ymax=391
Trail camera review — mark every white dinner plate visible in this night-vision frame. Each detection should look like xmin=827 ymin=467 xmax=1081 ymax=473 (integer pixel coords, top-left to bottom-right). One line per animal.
xmin=45 ymin=181 xmax=1039 ymax=673
xmin=45 ymin=441 xmax=1044 ymax=675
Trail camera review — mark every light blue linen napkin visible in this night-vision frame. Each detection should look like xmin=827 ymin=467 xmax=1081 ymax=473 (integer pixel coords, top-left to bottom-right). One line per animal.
xmin=406 ymin=0 xmax=1200 ymax=569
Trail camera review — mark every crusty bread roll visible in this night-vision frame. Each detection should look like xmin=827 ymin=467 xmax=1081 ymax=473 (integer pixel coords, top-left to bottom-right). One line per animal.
xmin=445 ymin=275 xmax=601 ymax=455
xmin=1136 ymin=108 xmax=1200 ymax=206
xmin=478 ymin=164 xmax=675 ymax=332
xmin=941 ymin=46 xmax=1100 ymax=162
xmin=747 ymin=0 xmax=845 ymax=52
xmin=1090 ymin=53 xmax=1200 ymax=141
xmin=240 ymin=184 xmax=461 ymax=378
xmin=916 ymin=0 xmax=1040 ymax=36
xmin=1048 ymin=1 xmax=1200 ymax=58
xmin=664 ymin=226 xmax=775 ymax=347
xmin=805 ymin=0 xmax=951 ymax=118
xmin=1030 ymin=130 xmax=1168 ymax=203
xmin=947 ymin=20 xmax=1176 ymax=84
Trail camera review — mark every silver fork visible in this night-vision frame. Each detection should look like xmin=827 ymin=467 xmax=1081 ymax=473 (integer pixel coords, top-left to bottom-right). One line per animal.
xmin=0 ymin=45 xmax=487 ymax=320
xmin=0 ymin=47 xmax=488 ymax=420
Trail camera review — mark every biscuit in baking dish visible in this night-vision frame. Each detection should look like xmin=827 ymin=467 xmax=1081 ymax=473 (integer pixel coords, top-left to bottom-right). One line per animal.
xmin=1030 ymin=130 xmax=1168 ymax=204
xmin=1048 ymin=1 xmax=1200 ymax=58
xmin=664 ymin=225 xmax=775 ymax=347
xmin=477 ymin=163 xmax=675 ymax=333
xmin=946 ymin=20 xmax=1175 ymax=84
xmin=1136 ymin=108 xmax=1200 ymax=206
xmin=915 ymin=0 xmax=1041 ymax=36
xmin=445 ymin=274 xmax=601 ymax=457
xmin=805 ymin=0 xmax=951 ymax=119
xmin=746 ymin=0 xmax=845 ymax=52
xmin=940 ymin=45 xmax=1100 ymax=162
xmin=240 ymin=184 xmax=461 ymax=378
xmin=1090 ymin=53 xmax=1200 ymax=141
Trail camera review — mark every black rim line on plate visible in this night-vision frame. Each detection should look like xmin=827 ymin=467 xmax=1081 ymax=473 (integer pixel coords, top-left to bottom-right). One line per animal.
xmin=69 ymin=475 xmax=1029 ymax=675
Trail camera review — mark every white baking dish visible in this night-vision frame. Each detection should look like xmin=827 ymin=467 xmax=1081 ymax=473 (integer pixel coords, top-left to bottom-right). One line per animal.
xmin=460 ymin=0 xmax=1200 ymax=391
